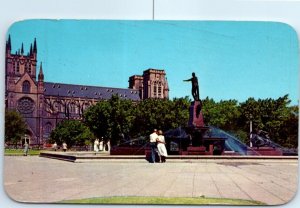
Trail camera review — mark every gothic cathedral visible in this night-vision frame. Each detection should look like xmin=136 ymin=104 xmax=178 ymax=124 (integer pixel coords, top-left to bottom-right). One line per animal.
xmin=5 ymin=36 xmax=169 ymax=146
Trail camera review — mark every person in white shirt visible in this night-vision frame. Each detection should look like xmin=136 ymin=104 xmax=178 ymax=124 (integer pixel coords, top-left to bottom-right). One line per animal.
xmin=52 ymin=142 xmax=57 ymax=151
xmin=99 ymin=138 xmax=104 ymax=151
xmin=156 ymin=130 xmax=168 ymax=163
xmin=149 ymin=129 xmax=158 ymax=163
xmin=94 ymin=139 xmax=99 ymax=153
xmin=23 ymin=142 xmax=29 ymax=156
xmin=62 ymin=142 xmax=67 ymax=152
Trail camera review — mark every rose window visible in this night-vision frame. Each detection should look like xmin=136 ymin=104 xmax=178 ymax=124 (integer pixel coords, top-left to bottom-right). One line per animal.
xmin=17 ymin=97 xmax=35 ymax=113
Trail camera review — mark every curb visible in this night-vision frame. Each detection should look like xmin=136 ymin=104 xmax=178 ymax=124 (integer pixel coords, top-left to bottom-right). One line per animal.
xmin=39 ymin=152 xmax=298 ymax=163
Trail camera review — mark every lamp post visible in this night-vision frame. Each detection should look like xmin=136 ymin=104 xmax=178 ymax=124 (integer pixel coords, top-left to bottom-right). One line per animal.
xmin=152 ymin=0 xmax=155 ymax=20
xmin=249 ymin=115 xmax=253 ymax=147
xmin=24 ymin=134 xmax=28 ymax=149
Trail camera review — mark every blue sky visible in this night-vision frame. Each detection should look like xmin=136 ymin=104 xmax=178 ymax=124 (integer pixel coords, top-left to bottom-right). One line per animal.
xmin=7 ymin=20 xmax=299 ymax=104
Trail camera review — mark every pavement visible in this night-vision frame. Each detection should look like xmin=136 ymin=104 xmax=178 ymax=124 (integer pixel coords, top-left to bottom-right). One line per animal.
xmin=3 ymin=155 xmax=298 ymax=205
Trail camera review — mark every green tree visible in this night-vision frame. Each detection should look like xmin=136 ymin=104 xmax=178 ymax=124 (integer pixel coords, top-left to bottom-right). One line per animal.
xmin=171 ymin=97 xmax=190 ymax=127
xmin=202 ymin=97 xmax=240 ymax=130
xmin=133 ymin=97 xmax=190 ymax=136
xmin=5 ymin=110 xmax=27 ymax=147
xmin=239 ymin=97 xmax=262 ymax=129
xmin=49 ymin=120 xmax=94 ymax=148
xmin=280 ymin=105 xmax=298 ymax=148
xmin=201 ymin=97 xmax=246 ymax=142
xmin=239 ymin=95 xmax=297 ymax=147
xmin=84 ymin=95 xmax=136 ymax=146
xmin=107 ymin=95 xmax=136 ymax=145
xmin=134 ymin=98 xmax=171 ymax=134
xmin=133 ymin=98 xmax=161 ymax=135
xmin=83 ymin=100 xmax=111 ymax=140
xmin=84 ymin=96 xmax=190 ymax=145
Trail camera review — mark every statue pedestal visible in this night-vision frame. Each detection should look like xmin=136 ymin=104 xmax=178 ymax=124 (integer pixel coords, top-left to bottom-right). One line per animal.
xmin=188 ymin=101 xmax=205 ymax=128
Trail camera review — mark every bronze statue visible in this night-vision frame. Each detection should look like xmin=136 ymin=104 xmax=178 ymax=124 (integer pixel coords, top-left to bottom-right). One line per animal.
xmin=183 ymin=72 xmax=200 ymax=101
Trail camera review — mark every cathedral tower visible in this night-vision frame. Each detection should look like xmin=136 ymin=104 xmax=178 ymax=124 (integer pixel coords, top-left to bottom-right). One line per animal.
xmin=129 ymin=68 xmax=169 ymax=100
xmin=5 ymin=35 xmax=42 ymax=145
xmin=143 ymin=69 xmax=169 ymax=99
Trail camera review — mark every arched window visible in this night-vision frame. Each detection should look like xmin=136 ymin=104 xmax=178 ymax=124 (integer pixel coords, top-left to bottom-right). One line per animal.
xmin=158 ymin=82 xmax=162 ymax=97
xmin=53 ymin=101 xmax=61 ymax=112
xmin=153 ymin=82 xmax=157 ymax=97
xmin=44 ymin=122 xmax=52 ymax=135
xmin=13 ymin=62 xmax=16 ymax=73
xmin=16 ymin=62 xmax=20 ymax=73
xmin=25 ymin=63 xmax=28 ymax=73
xmin=25 ymin=62 xmax=31 ymax=74
xmin=83 ymin=103 xmax=90 ymax=112
xmin=22 ymin=81 xmax=30 ymax=93
xmin=70 ymin=103 xmax=76 ymax=114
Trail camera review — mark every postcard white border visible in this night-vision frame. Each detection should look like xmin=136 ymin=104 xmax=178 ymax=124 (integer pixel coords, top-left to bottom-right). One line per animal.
xmin=0 ymin=0 xmax=299 ymax=208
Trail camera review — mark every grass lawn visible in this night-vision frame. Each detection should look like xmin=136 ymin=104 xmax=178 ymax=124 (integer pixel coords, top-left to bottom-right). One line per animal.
xmin=61 ymin=196 xmax=265 ymax=205
xmin=4 ymin=149 xmax=42 ymax=156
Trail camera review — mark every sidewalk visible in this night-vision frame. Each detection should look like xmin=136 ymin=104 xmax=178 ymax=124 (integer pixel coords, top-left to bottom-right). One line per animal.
xmin=3 ymin=156 xmax=298 ymax=205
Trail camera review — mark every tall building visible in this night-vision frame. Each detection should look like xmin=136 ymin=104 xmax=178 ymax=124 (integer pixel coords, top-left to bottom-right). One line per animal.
xmin=129 ymin=69 xmax=169 ymax=100
xmin=5 ymin=36 xmax=169 ymax=146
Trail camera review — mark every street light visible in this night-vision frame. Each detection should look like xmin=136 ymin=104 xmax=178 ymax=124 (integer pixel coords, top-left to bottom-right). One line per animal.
xmin=249 ymin=115 xmax=253 ymax=148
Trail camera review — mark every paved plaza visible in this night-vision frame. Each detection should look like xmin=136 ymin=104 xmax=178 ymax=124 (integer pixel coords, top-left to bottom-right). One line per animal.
xmin=3 ymin=155 xmax=298 ymax=205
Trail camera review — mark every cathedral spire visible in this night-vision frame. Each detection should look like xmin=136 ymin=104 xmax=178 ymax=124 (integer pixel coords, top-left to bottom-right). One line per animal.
xmin=30 ymin=44 xmax=33 ymax=56
xmin=8 ymin=35 xmax=11 ymax=49
xmin=38 ymin=62 xmax=44 ymax=81
xmin=33 ymin=38 xmax=37 ymax=53
xmin=6 ymin=35 xmax=11 ymax=53
xmin=21 ymin=43 xmax=24 ymax=55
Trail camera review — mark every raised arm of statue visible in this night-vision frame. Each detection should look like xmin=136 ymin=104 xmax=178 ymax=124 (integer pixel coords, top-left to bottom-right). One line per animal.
xmin=183 ymin=78 xmax=192 ymax=82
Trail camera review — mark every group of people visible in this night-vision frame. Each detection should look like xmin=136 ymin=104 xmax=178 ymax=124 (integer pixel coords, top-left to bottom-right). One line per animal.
xmin=149 ymin=129 xmax=168 ymax=163
xmin=94 ymin=138 xmax=110 ymax=153
xmin=52 ymin=142 xmax=67 ymax=152
xmin=50 ymin=139 xmax=111 ymax=152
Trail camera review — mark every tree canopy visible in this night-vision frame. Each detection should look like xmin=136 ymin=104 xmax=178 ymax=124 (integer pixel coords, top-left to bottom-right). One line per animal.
xmin=202 ymin=94 xmax=298 ymax=148
xmin=5 ymin=110 xmax=27 ymax=146
xmin=83 ymin=95 xmax=190 ymax=146
xmin=49 ymin=120 xmax=94 ymax=147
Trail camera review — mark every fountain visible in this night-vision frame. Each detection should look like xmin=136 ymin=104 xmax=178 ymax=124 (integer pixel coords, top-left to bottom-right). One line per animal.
xmin=179 ymin=73 xmax=226 ymax=155
xmin=111 ymin=72 xmax=293 ymax=156
xmin=163 ymin=72 xmax=291 ymax=156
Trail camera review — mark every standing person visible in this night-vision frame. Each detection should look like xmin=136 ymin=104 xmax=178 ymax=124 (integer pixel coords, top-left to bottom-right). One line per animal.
xmin=62 ymin=142 xmax=67 ymax=152
xmin=149 ymin=129 xmax=158 ymax=163
xmin=52 ymin=142 xmax=58 ymax=151
xmin=23 ymin=142 xmax=29 ymax=156
xmin=107 ymin=139 xmax=111 ymax=152
xmin=99 ymin=138 xmax=104 ymax=151
xmin=94 ymin=139 xmax=99 ymax=153
xmin=156 ymin=130 xmax=168 ymax=163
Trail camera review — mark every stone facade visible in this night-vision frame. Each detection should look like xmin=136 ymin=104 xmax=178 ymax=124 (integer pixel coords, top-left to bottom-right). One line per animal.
xmin=129 ymin=69 xmax=169 ymax=100
xmin=5 ymin=36 xmax=169 ymax=146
